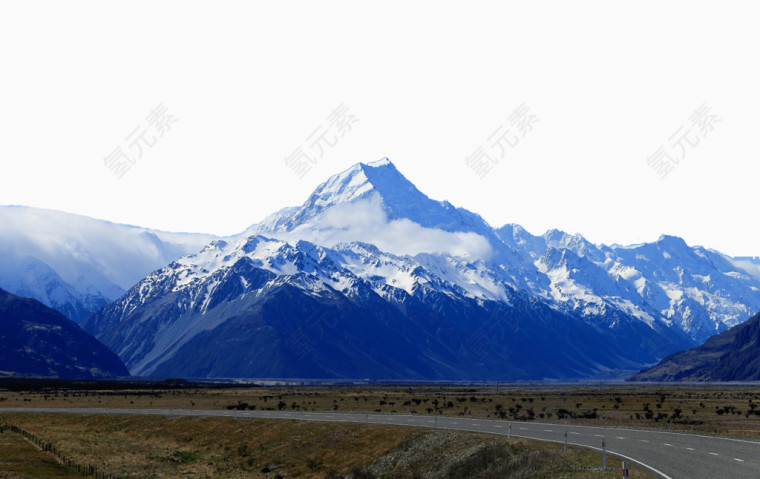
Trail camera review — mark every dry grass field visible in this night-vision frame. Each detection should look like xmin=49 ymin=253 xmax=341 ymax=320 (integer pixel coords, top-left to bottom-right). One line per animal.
xmin=4 ymin=382 xmax=760 ymax=477
xmin=3 ymin=383 xmax=760 ymax=437
xmin=0 ymin=412 xmax=652 ymax=478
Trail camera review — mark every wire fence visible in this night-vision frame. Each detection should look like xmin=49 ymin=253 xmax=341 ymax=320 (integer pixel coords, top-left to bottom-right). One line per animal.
xmin=1 ymin=422 xmax=120 ymax=479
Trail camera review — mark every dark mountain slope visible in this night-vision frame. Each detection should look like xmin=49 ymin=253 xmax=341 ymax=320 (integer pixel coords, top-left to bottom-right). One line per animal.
xmin=630 ymin=312 xmax=760 ymax=381
xmin=0 ymin=288 xmax=128 ymax=379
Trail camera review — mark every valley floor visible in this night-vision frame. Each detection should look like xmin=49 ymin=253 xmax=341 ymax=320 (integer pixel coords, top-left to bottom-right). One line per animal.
xmin=3 ymin=383 xmax=760 ymax=437
xmin=3 ymin=382 xmax=760 ymax=478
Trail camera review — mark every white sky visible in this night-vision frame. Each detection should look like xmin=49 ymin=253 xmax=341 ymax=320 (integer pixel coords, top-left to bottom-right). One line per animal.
xmin=1 ymin=1 xmax=758 ymax=257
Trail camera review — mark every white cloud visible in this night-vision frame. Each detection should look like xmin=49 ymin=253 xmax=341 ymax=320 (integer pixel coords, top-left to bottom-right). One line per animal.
xmin=277 ymin=196 xmax=493 ymax=260
xmin=726 ymin=256 xmax=760 ymax=283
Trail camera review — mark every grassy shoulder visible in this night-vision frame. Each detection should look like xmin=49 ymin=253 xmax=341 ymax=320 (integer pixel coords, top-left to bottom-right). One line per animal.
xmin=351 ymin=431 xmax=652 ymax=479
xmin=0 ymin=426 xmax=81 ymax=478
xmin=0 ymin=414 xmax=652 ymax=479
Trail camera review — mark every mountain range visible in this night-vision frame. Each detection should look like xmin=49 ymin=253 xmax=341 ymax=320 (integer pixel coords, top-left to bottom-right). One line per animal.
xmin=58 ymin=158 xmax=757 ymax=380
xmin=2 ymin=159 xmax=759 ymax=380
xmin=497 ymin=226 xmax=760 ymax=343
xmin=0 ymin=206 xmax=215 ymax=322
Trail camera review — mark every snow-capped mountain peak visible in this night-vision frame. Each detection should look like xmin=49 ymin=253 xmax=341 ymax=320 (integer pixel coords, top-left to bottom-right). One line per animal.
xmin=75 ymin=158 xmax=760 ymax=380
xmin=248 ymin=158 xmax=523 ymax=265
xmin=258 ymin=158 xmax=494 ymax=237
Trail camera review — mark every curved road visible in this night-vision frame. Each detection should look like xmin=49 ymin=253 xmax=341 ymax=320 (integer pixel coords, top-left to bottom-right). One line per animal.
xmin=2 ymin=407 xmax=759 ymax=478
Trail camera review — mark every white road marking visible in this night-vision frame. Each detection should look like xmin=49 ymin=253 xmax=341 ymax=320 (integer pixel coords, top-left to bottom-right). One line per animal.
xmin=570 ymin=432 xmax=580 ymax=435
xmin=519 ymin=427 xmax=528 ymax=430
xmin=616 ymin=437 xmax=626 ymax=440
xmin=734 ymin=458 xmax=744 ymax=462
xmin=544 ymin=429 xmax=554 ymax=432
xmin=685 ymin=447 xmax=695 ymax=451
xmin=563 ymin=440 xmax=675 ymax=479
xmin=494 ymin=425 xmax=502 ymax=428
xmin=0 ymin=407 xmax=727 ymax=479
xmin=640 ymin=439 xmax=649 ymax=443
xmin=709 ymin=453 xmax=718 ymax=456
xmin=664 ymin=443 xmax=673 ymax=447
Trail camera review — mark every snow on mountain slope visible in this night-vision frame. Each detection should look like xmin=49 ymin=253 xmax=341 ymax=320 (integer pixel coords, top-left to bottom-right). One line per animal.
xmin=495 ymin=224 xmax=549 ymax=260
xmin=83 ymin=234 xmax=472 ymax=375
xmin=143 ymin=235 xmax=514 ymax=318
xmin=0 ymin=206 xmax=217 ymax=321
xmin=497 ymin=224 xmax=760 ymax=342
xmin=34 ymin=158 xmax=759 ymax=379
xmin=255 ymin=158 xmax=493 ymax=236
xmin=250 ymin=159 xmax=529 ymax=269
xmin=83 ymin=233 xmax=691 ymax=379
xmin=608 ymin=237 xmax=760 ymax=340
xmin=535 ymin=247 xmax=658 ymax=325
xmin=0 ymin=255 xmax=110 ymax=323
xmin=165 ymin=157 xmax=756 ymax=350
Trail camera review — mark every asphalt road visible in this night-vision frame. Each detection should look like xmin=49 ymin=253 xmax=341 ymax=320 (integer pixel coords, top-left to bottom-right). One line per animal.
xmin=2 ymin=407 xmax=759 ymax=478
